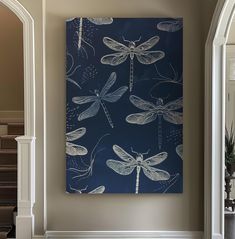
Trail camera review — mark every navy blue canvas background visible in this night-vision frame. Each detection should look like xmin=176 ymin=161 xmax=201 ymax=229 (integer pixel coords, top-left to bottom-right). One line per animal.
xmin=66 ymin=18 xmax=183 ymax=194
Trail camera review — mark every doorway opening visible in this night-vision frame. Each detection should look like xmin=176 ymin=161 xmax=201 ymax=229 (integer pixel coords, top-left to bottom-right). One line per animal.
xmin=205 ymin=0 xmax=235 ymax=238
xmin=0 ymin=0 xmax=35 ymax=239
xmin=0 ymin=3 xmax=24 ymax=238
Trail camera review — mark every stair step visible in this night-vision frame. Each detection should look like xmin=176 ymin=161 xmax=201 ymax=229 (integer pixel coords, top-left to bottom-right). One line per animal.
xmin=0 ymin=206 xmax=14 ymax=225
xmin=7 ymin=123 xmax=24 ymax=136
xmin=0 ymin=136 xmax=17 ymax=150
xmin=0 ymin=125 xmax=7 ymax=137
xmin=0 ymin=150 xmax=17 ymax=166
xmin=6 ymin=225 xmax=15 ymax=238
xmin=0 ymin=166 xmax=16 ymax=182
xmin=0 ymin=185 xmax=17 ymax=202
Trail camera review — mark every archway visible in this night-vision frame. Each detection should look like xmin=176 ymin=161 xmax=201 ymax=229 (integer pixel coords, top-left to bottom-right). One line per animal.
xmin=205 ymin=0 xmax=235 ymax=238
xmin=0 ymin=0 xmax=35 ymax=238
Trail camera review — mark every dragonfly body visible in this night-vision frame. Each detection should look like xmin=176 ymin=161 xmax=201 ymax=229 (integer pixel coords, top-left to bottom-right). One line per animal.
xmin=101 ymin=36 xmax=165 ymax=92
xmin=126 ymin=96 xmax=183 ymax=150
xmin=75 ymin=17 xmax=113 ymax=58
xmin=106 ymin=145 xmax=170 ymax=193
xmin=94 ymin=89 xmax=114 ymax=128
xmin=72 ymin=72 xmax=128 ymax=128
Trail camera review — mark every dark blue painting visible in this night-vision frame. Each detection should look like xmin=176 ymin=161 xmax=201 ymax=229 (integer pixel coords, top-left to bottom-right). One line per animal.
xmin=66 ymin=18 xmax=183 ymax=194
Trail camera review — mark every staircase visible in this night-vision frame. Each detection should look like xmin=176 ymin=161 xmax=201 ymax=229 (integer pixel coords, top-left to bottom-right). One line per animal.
xmin=0 ymin=121 xmax=24 ymax=238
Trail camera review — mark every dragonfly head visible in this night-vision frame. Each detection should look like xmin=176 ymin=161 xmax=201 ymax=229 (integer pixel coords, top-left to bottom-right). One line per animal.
xmin=131 ymin=147 xmax=150 ymax=163
xmin=94 ymin=89 xmax=100 ymax=96
xmin=129 ymin=41 xmax=136 ymax=50
xmin=122 ymin=36 xmax=141 ymax=50
xmin=136 ymin=153 xmax=144 ymax=163
xmin=156 ymin=98 xmax=164 ymax=106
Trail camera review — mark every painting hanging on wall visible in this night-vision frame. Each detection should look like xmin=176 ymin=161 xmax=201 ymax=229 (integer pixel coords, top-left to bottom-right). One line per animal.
xmin=66 ymin=18 xmax=183 ymax=194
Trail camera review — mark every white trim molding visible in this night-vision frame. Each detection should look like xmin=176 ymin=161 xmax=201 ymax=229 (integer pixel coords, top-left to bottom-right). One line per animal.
xmin=0 ymin=1 xmax=36 ymax=239
xmin=44 ymin=231 xmax=203 ymax=239
xmin=205 ymin=0 xmax=235 ymax=238
xmin=16 ymin=136 xmax=36 ymax=239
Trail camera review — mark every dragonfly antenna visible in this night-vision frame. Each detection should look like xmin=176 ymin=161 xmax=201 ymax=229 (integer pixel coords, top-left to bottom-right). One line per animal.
xmin=134 ymin=36 xmax=142 ymax=43
xmin=122 ymin=36 xmax=130 ymax=43
xmin=131 ymin=147 xmax=138 ymax=155
xmin=142 ymin=149 xmax=150 ymax=155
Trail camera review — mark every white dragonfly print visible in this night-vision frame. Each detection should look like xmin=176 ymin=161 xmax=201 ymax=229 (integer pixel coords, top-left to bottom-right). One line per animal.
xmin=69 ymin=185 xmax=105 ymax=194
xmin=101 ymin=36 xmax=165 ymax=92
xmin=67 ymin=133 xmax=109 ymax=181
xmin=66 ymin=127 xmax=88 ymax=156
xmin=126 ymin=96 xmax=183 ymax=150
xmin=75 ymin=17 xmax=113 ymax=57
xmin=72 ymin=72 xmax=128 ymax=128
xmin=152 ymin=63 xmax=182 ymax=87
xmin=106 ymin=145 xmax=170 ymax=194
xmin=176 ymin=144 xmax=183 ymax=160
xmin=154 ymin=173 xmax=180 ymax=193
xmin=66 ymin=52 xmax=81 ymax=89
xmin=157 ymin=19 xmax=183 ymax=32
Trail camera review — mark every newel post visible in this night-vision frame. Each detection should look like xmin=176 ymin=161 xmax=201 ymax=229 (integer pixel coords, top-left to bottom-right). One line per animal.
xmin=15 ymin=136 xmax=36 ymax=239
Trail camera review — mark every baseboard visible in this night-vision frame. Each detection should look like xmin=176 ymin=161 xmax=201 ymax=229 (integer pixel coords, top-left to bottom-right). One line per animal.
xmin=44 ymin=231 xmax=203 ymax=239
xmin=0 ymin=111 xmax=24 ymax=123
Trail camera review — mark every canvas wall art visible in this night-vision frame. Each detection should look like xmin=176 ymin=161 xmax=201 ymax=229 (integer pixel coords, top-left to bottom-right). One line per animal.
xmin=66 ymin=18 xmax=183 ymax=194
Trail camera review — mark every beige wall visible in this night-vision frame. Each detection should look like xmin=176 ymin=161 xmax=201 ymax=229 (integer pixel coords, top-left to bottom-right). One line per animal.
xmin=0 ymin=5 xmax=23 ymax=111
xmin=1 ymin=0 xmax=218 ymax=234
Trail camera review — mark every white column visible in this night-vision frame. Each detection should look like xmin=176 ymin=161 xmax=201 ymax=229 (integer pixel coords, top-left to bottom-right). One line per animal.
xmin=16 ymin=136 xmax=36 ymax=239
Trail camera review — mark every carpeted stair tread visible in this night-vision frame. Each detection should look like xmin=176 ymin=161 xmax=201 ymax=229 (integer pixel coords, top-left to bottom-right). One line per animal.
xmin=0 ymin=166 xmax=16 ymax=171
xmin=0 ymin=206 xmax=14 ymax=225
xmin=0 ymin=150 xmax=17 ymax=166
xmin=0 ymin=136 xmax=17 ymax=150
xmin=0 ymin=167 xmax=16 ymax=182
xmin=0 ymin=150 xmax=16 ymax=154
xmin=0 ymin=187 xmax=17 ymax=201
xmin=0 ymin=182 xmax=16 ymax=188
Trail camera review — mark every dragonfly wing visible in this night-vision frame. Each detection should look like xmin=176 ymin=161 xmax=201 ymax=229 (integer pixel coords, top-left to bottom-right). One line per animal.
xmin=113 ymin=144 xmax=135 ymax=162
xmin=135 ymin=36 xmax=160 ymax=51
xmin=142 ymin=165 xmax=170 ymax=181
xmin=129 ymin=95 xmax=156 ymax=110
xmin=106 ymin=159 xmax=135 ymax=175
xmin=72 ymin=95 xmax=97 ymax=104
xmin=157 ymin=20 xmax=183 ymax=32
xmin=136 ymin=51 xmax=165 ymax=65
xmin=163 ymin=110 xmax=183 ymax=124
xmin=66 ymin=142 xmax=88 ymax=156
xmin=78 ymin=100 xmax=100 ymax=121
xmin=100 ymin=72 xmax=116 ymax=97
xmin=88 ymin=186 xmax=105 ymax=194
xmin=144 ymin=152 xmax=168 ymax=166
xmin=176 ymin=144 xmax=183 ymax=159
xmin=103 ymin=37 xmax=129 ymax=51
xmin=87 ymin=17 xmax=113 ymax=25
xmin=101 ymin=52 xmax=128 ymax=66
xmin=66 ymin=127 xmax=86 ymax=141
xmin=103 ymin=86 xmax=128 ymax=102
xmin=126 ymin=112 xmax=157 ymax=125
xmin=165 ymin=97 xmax=183 ymax=110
